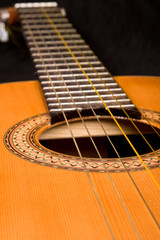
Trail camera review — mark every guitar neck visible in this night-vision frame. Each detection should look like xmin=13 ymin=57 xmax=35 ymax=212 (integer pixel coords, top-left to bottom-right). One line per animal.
xmin=15 ymin=2 xmax=137 ymax=122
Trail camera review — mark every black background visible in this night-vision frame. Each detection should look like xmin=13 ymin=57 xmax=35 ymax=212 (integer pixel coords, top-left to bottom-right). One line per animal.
xmin=0 ymin=0 xmax=159 ymax=83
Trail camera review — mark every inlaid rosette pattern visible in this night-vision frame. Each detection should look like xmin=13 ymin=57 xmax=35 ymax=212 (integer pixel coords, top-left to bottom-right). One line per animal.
xmin=4 ymin=109 xmax=160 ymax=172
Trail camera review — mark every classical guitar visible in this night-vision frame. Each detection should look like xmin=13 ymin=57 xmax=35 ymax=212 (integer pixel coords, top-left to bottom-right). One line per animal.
xmin=1 ymin=2 xmax=160 ymax=239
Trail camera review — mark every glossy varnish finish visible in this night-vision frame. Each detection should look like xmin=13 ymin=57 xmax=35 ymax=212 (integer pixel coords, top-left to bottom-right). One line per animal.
xmin=0 ymin=76 xmax=160 ymax=239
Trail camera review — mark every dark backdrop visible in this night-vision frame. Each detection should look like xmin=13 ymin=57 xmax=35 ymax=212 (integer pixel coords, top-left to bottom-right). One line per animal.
xmin=0 ymin=0 xmax=159 ymax=83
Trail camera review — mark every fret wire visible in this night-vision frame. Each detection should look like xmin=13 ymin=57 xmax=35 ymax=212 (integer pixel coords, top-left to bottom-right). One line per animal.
xmin=40 ymin=6 xmax=160 ymax=229
xmin=40 ymin=78 xmax=114 ymax=83
xmin=21 ymin=14 xmax=64 ymax=20
xmin=24 ymin=29 xmax=77 ymax=35
xmin=26 ymin=34 xmax=82 ymax=41
xmin=40 ymin=77 xmax=112 ymax=81
xmin=44 ymin=88 xmax=123 ymax=93
xmin=46 ymin=93 xmax=126 ymax=101
xmin=35 ymin=61 xmax=100 ymax=67
xmin=47 ymin=99 xmax=130 ymax=105
xmin=37 ymin=67 xmax=105 ymax=72
xmin=33 ymin=56 xmax=97 ymax=62
xmin=23 ymin=23 xmax=73 ymax=30
xmin=31 ymin=51 xmax=93 ymax=57
xmin=31 ymin=45 xmax=89 ymax=51
xmin=20 ymin=12 xmax=116 ymax=238
xmin=29 ymin=40 xmax=85 ymax=47
xmin=41 ymin=8 xmax=160 ymax=189
xmin=38 ymin=72 xmax=109 ymax=77
xmin=42 ymin=83 xmax=118 ymax=89
xmin=20 ymin=14 xmax=66 ymax=19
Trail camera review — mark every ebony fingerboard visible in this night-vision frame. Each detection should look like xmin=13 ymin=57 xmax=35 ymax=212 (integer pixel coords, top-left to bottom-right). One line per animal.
xmin=15 ymin=2 xmax=137 ymax=121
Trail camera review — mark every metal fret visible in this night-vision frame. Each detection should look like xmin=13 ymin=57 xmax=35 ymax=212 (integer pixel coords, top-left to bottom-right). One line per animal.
xmin=41 ymin=78 xmax=113 ymax=84
xmin=42 ymin=83 xmax=117 ymax=90
xmin=28 ymin=40 xmax=85 ymax=46
xmin=22 ymin=17 xmax=68 ymax=23
xmin=49 ymin=104 xmax=135 ymax=112
xmin=32 ymin=52 xmax=93 ymax=57
xmin=21 ymin=14 xmax=64 ymax=21
xmin=26 ymin=34 xmax=82 ymax=40
xmin=50 ymin=108 xmax=78 ymax=112
xmin=17 ymin=8 xmax=59 ymax=13
xmin=23 ymin=23 xmax=73 ymax=30
xmin=39 ymin=72 xmax=109 ymax=78
xmin=48 ymin=99 xmax=131 ymax=106
xmin=15 ymin=2 xmax=58 ymax=8
xmin=20 ymin=13 xmax=66 ymax=19
xmin=31 ymin=45 xmax=89 ymax=52
xmin=35 ymin=61 xmax=101 ymax=68
xmin=24 ymin=29 xmax=77 ymax=35
xmin=44 ymin=88 xmax=123 ymax=95
xmin=37 ymin=67 xmax=105 ymax=72
xmin=46 ymin=93 xmax=126 ymax=101
xmin=33 ymin=56 xmax=97 ymax=62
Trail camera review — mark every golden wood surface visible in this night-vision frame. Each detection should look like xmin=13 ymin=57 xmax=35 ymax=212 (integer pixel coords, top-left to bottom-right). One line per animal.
xmin=0 ymin=76 xmax=160 ymax=239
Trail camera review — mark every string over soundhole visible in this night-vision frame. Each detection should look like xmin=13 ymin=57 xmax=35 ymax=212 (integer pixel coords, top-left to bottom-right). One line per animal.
xmin=39 ymin=116 xmax=160 ymax=159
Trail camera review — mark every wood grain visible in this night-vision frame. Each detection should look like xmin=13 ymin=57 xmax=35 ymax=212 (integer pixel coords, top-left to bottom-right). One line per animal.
xmin=0 ymin=76 xmax=160 ymax=239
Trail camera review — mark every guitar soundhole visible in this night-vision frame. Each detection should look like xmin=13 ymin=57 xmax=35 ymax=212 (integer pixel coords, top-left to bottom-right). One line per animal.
xmin=40 ymin=134 xmax=159 ymax=158
xmin=4 ymin=111 xmax=160 ymax=172
xmin=39 ymin=118 xmax=160 ymax=158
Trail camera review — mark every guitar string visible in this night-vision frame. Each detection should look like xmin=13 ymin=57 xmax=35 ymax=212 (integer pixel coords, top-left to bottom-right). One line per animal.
xmin=138 ymin=110 xmax=160 ymax=137
xmin=25 ymin=12 xmax=142 ymax=238
xmin=20 ymin=13 xmax=116 ymax=240
xmin=37 ymin=9 xmax=160 ymax=229
xmin=37 ymin=13 xmax=160 ymax=228
xmin=41 ymin=8 xmax=160 ymax=190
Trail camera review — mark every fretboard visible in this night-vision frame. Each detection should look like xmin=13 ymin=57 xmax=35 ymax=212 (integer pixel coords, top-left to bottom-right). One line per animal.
xmin=15 ymin=2 xmax=136 ymax=121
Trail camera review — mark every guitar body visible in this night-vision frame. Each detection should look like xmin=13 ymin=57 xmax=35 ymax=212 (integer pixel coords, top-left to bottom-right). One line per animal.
xmin=0 ymin=76 xmax=160 ymax=239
